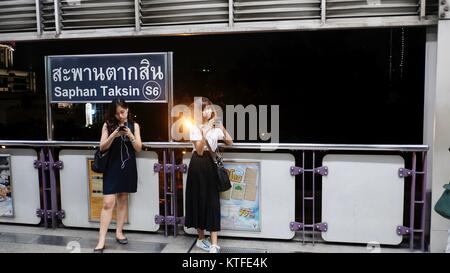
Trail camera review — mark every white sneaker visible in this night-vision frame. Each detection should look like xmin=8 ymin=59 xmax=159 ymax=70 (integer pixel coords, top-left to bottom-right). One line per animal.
xmin=196 ymin=238 xmax=211 ymax=252
xmin=209 ymin=244 xmax=220 ymax=253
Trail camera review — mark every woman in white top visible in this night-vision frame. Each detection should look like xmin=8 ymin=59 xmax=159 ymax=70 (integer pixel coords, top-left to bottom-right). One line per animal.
xmin=185 ymin=97 xmax=233 ymax=253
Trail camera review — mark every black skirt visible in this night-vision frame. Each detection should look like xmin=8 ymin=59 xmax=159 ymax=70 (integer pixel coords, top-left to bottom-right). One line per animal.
xmin=103 ymin=133 xmax=138 ymax=195
xmin=185 ymin=151 xmax=221 ymax=232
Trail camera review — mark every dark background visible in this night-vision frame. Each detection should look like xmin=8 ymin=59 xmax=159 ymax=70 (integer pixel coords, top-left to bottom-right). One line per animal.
xmin=0 ymin=27 xmax=426 ymax=144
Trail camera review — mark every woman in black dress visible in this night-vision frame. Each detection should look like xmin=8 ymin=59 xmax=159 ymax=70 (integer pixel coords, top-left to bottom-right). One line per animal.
xmin=94 ymin=98 xmax=142 ymax=253
xmin=185 ymin=97 xmax=233 ymax=253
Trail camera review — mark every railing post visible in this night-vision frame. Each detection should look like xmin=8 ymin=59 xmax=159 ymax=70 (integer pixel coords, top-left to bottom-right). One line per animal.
xmin=48 ymin=148 xmax=64 ymax=228
xmin=420 ymin=151 xmax=428 ymax=251
xmin=409 ymin=152 xmax=417 ymax=250
xmin=163 ymin=149 xmax=168 ymax=236
xmin=171 ymin=149 xmax=177 ymax=237
xmin=302 ymin=151 xmax=306 ymax=244
xmin=312 ymin=151 xmax=316 ymax=245
xmin=37 ymin=149 xmax=48 ymax=228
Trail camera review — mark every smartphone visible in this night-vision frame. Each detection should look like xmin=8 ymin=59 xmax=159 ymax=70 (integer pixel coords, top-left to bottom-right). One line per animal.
xmin=119 ymin=125 xmax=127 ymax=131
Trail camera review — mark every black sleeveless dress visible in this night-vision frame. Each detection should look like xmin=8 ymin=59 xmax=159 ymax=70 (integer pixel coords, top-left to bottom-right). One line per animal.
xmin=103 ymin=121 xmax=138 ymax=195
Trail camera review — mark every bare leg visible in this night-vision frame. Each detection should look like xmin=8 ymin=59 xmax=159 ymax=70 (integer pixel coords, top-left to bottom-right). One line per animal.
xmin=116 ymin=193 xmax=128 ymax=239
xmin=95 ymin=194 xmax=116 ymax=249
xmin=210 ymin=231 xmax=218 ymax=246
xmin=197 ymin=229 xmax=205 ymax=240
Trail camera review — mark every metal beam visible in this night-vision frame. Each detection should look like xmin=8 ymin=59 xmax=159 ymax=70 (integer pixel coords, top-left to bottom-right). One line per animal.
xmin=0 ymin=140 xmax=429 ymax=152
xmin=0 ymin=16 xmax=438 ymax=42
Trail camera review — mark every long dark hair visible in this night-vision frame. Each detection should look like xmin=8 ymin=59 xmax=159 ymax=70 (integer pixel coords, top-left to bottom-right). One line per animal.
xmin=104 ymin=98 xmax=134 ymax=134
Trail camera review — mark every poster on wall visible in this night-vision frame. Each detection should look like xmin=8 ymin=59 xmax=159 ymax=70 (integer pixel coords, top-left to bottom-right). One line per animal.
xmin=87 ymin=159 xmax=128 ymax=223
xmin=0 ymin=155 xmax=13 ymax=217
xmin=220 ymin=161 xmax=260 ymax=232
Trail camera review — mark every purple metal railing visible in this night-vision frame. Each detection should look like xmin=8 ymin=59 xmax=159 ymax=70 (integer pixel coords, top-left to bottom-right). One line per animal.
xmin=290 ymin=150 xmax=328 ymax=245
xmin=409 ymin=151 xmax=428 ymax=251
xmin=291 ymin=150 xmax=428 ymax=251
xmin=34 ymin=148 xmax=64 ymax=229
xmin=1 ymin=141 xmax=429 ymax=251
xmin=397 ymin=151 xmax=428 ymax=251
xmin=420 ymin=152 xmax=428 ymax=251
xmin=154 ymin=149 xmax=186 ymax=237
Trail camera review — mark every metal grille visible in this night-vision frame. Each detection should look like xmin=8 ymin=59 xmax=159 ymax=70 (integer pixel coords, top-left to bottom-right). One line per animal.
xmin=58 ymin=0 xmax=135 ymax=30
xmin=141 ymin=0 xmax=229 ymax=26
xmin=0 ymin=0 xmax=37 ymax=33
xmin=234 ymin=0 xmax=322 ymax=22
xmin=0 ymin=0 xmax=437 ymax=40
xmin=326 ymin=0 xmax=420 ymax=19
xmin=41 ymin=0 xmax=56 ymax=31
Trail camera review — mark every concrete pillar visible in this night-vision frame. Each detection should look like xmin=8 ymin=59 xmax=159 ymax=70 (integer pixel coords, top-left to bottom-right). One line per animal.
xmin=429 ymin=20 xmax=450 ymax=253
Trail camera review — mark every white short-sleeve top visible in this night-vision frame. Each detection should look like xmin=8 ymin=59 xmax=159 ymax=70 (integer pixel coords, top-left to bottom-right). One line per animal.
xmin=190 ymin=124 xmax=224 ymax=152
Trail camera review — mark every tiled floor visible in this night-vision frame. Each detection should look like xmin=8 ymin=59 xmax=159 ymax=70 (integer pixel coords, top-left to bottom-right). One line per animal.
xmin=0 ymin=224 xmax=420 ymax=253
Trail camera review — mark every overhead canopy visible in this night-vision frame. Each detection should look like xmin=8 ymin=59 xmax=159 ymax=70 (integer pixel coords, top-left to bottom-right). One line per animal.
xmin=0 ymin=0 xmax=439 ymax=41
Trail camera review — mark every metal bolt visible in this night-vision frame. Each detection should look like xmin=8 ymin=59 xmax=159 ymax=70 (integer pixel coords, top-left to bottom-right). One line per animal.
xmin=442 ymin=0 xmax=447 ymax=5
xmin=441 ymin=12 xmax=447 ymax=18
xmin=445 ymin=6 xmax=449 ymax=11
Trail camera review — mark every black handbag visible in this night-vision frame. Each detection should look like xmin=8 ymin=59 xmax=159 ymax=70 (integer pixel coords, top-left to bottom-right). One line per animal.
xmin=204 ymin=137 xmax=231 ymax=192
xmin=92 ymin=148 xmax=109 ymax=173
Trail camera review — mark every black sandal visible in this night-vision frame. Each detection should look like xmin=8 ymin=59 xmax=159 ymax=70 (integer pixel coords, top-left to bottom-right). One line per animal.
xmin=93 ymin=246 xmax=105 ymax=253
xmin=116 ymin=237 xmax=128 ymax=245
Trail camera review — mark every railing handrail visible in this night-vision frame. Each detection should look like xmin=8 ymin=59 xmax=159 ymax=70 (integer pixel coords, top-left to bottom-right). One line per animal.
xmin=0 ymin=140 xmax=429 ymax=152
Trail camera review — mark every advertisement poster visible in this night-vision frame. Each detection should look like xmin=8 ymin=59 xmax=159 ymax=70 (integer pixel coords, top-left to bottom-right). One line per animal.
xmin=0 ymin=155 xmax=13 ymax=217
xmin=220 ymin=161 xmax=260 ymax=232
xmin=87 ymin=159 xmax=127 ymax=222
